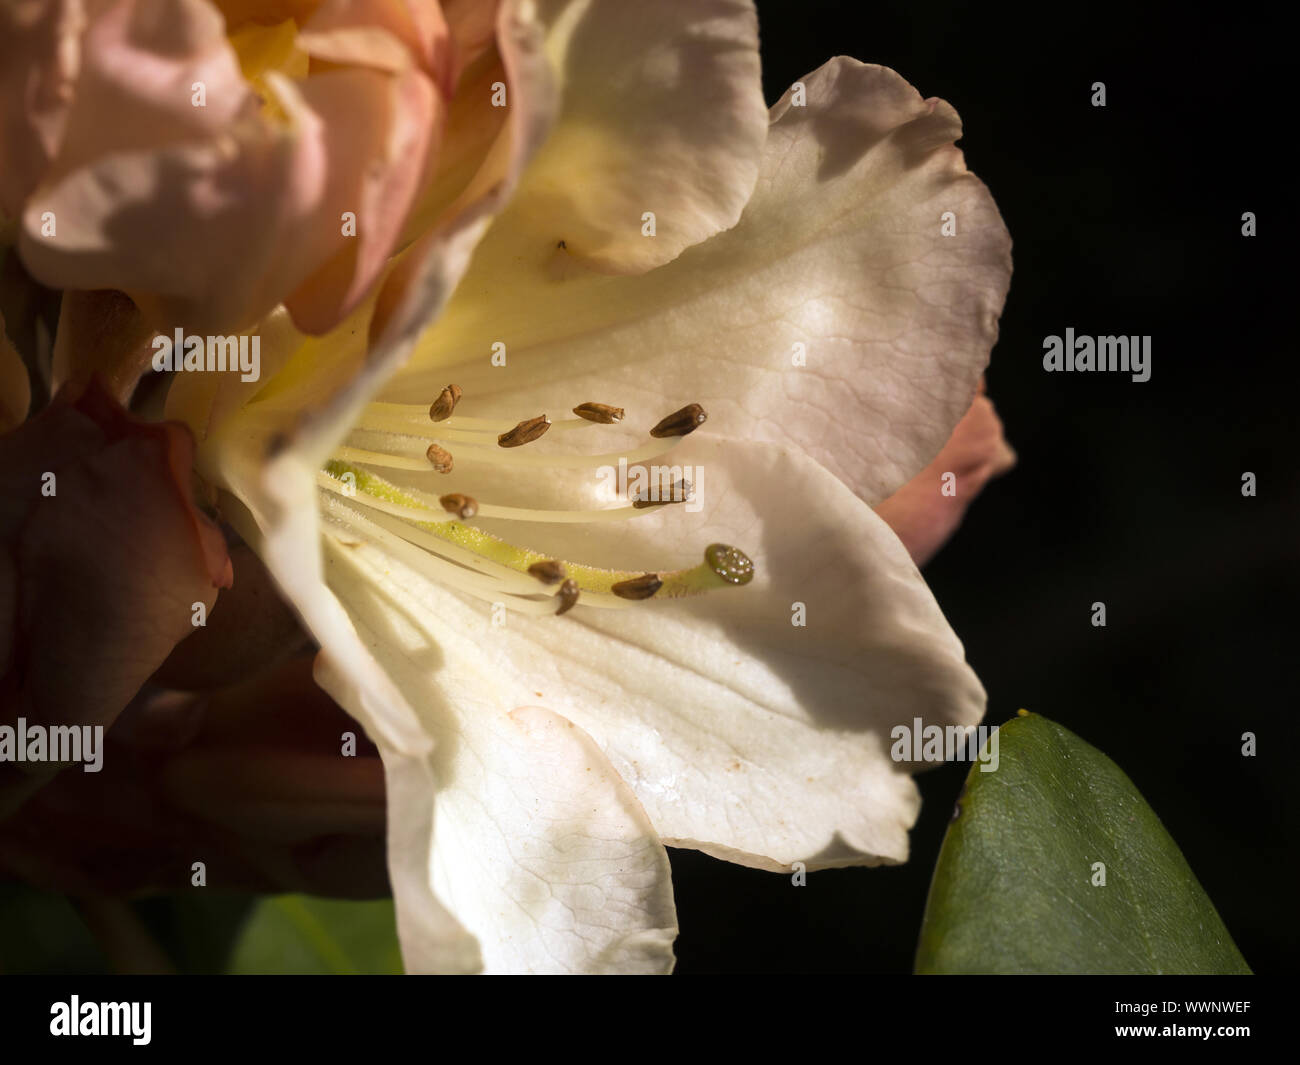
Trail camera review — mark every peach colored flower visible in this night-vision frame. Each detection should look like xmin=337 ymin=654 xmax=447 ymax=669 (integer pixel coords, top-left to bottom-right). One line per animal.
xmin=1 ymin=0 xmax=455 ymax=339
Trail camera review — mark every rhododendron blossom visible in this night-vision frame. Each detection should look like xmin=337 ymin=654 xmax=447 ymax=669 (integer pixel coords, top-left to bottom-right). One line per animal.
xmin=0 ymin=0 xmax=1013 ymax=974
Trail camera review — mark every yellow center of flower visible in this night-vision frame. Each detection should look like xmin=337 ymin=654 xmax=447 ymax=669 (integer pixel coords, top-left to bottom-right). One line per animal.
xmin=317 ymin=389 xmax=753 ymax=616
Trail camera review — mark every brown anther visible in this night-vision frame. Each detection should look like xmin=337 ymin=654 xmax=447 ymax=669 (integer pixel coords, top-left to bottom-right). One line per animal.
xmin=611 ymin=573 xmax=662 ymax=600
xmin=555 ymin=578 xmax=580 ymax=615
xmin=572 ymin=402 xmax=625 ymax=424
xmin=428 ymin=384 xmax=463 ymax=422
xmin=631 ymin=479 xmax=693 ymax=509
xmin=498 ymin=415 xmax=550 ymax=448
xmin=426 ymin=443 xmax=454 ymax=473
xmin=649 ymin=403 xmax=707 ymax=438
xmin=528 ymin=560 xmax=567 ymax=585
xmin=439 ymin=493 xmax=478 ymax=519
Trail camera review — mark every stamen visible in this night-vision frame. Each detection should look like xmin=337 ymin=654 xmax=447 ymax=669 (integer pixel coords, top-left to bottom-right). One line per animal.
xmin=319 ymin=462 xmax=755 ymax=612
xmin=318 ymin=474 xmax=542 ymax=592
xmin=631 ymin=478 xmax=693 ymax=509
xmin=555 ymin=578 xmax=580 ymax=615
xmin=428 ymin=384 xmax=463 ymax=422
xmin=324 ymin=464 xmax=657 ymax=528
xmin=472 ymin=500 xmax=658 ymax=524
xmin=498 ymin=415 xmax=551 ymax=448
xmin=440 ymin=493 xmax=478 ymax=519
xmin=528 ymin=560 xmax=567 ymax=584
xmin=361 ymin=403 xmax=593 ymax=437
xmin=572 ymin=402 xmax=625 ymax=424
xmin=321 ymin=494 xmax=553 ymax=609
xmin=426 ymin=443 xmax=454 ymax=473
xmin=344 ymin=432 xmax=689 ymax=470
xmin=331 ymin=445 xmax=435 ymax=472
xmin=611 ymin=574 xmax=663 ymax=600
xmin=320 ymin=463 xmax=643 ymax=596
xmin=649 ymin=403 xmax=707 ymax=438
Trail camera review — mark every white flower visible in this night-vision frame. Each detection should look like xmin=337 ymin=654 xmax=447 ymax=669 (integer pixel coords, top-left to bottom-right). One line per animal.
xmin=167 ymin=0 xmax=1012 ymax=973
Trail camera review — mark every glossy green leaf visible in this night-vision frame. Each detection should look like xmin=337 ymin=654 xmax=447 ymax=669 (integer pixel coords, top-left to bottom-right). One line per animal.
xmin=227 ymin=895 xmax=403 ymax=975
xmin=916 ymin=712 xmax=1250 ymax=974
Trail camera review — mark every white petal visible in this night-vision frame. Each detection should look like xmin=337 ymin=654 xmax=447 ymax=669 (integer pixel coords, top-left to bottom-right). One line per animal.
xmin=392 ymin=57 xmax=1012 ymax=504
xmin=494 ymin=0 xmax=768 ymax=272
xmin=319 ymin=548 xmax=678 ymax=974
xmin=320 ymin=439 xmax=983 ymax=872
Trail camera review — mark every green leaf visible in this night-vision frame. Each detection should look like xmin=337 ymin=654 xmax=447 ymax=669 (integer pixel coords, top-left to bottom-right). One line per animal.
xmin=0 ymin=884 xmax=107 ymax=974
xmin=916 ymin=712 xmax=1250 ymax=974
xmin=227 ymin=895 xmax=403 ymax=975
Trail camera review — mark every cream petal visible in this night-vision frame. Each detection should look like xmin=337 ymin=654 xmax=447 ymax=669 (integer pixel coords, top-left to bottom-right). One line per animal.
xmin=21 ymin=114 xmax=308 ymax=334
xmin=281 ymin=65 xmax=442 ymax=334
xmin=50 ymin=289 xmax=153 ymax=402
xmin=299 ymin=0 xmax=452 ymax=80
xmin=45 ymin=0 xmax=253 ymax=180
xmin=17 ymin=0 xmax=453 ymax=338
xmin=319 ymin=438 xmax=984 ymax=872
xmin=366 ymin=0 xmax=561 ymax=349
xmin=316 ymin=612 xmax=678 ymax=975
xmin=391 ymin=57 xmax=1012 ymax=504
xmin=475 ymin=0 xmax=768 ymax=273
xmin=164 ymin=0 xmax=564 ymax=968
xmin=0 ymin=0 xmax=84 ymax=215
xmin=20 ymin=61 xmax=437 ymax=337
xmin=164 ymin=0 xmax=560 ymax=458
xmin=396 ymin=26 xmax=509 ymax=244
xmin=442 ymin=0 xmax=499 ymax=81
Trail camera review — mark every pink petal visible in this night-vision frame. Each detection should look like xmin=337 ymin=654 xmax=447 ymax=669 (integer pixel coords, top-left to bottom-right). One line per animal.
xmin=875 ymin=383 xmax=1017 ymax=566
xmin=0 ymin=380 xmax=232 ymax=814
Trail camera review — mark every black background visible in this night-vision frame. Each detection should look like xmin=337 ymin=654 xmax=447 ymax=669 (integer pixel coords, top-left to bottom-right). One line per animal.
xmin=669 ymin=0 xmax=1295 ymax=973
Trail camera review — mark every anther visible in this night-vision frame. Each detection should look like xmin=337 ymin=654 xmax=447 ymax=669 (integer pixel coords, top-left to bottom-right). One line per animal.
xmin=498 ymin=415 xmax=551 ymax=448
xmin=528 ymin=560 xmax=567 ymax=585
xmin=439 ymin=493 xmax=478 ymax=519
xmin=611 ymin=573 xmax=663 ymax=600
xmin=555 ymin=578 xmax=580 ymax=615
xmin=426 ymin=443 xmax=454 ymax=472
xmin=649 ymin=403 xmax=707 ymax=438
xmin=428 ymin=384 xmax=463 ymax=422
xmin=572 ymin=402 xmax=625 ymax=424
xmin=631 ymin=479 xmax=693 ymax=509
xmin=704 ymin=543 xmax=754 ymax=585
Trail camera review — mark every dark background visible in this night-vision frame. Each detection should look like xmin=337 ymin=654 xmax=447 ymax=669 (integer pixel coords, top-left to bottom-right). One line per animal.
xmin=669 ymin=0 xmax=1295 ymax=972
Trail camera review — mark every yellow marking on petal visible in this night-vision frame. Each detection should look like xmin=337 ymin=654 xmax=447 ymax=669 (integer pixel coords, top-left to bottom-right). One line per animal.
xmin=228 ymin=19 xmax=309 ymax=124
